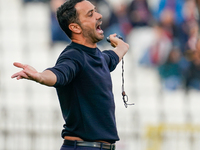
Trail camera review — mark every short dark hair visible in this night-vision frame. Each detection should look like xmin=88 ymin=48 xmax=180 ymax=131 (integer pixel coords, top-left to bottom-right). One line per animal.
xmin=57 ymin=0 xmax=84 ymax=39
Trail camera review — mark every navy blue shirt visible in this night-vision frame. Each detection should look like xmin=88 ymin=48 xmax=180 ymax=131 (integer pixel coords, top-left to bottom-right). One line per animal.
xmin=47 ymin=42 xmax=119 ymax=143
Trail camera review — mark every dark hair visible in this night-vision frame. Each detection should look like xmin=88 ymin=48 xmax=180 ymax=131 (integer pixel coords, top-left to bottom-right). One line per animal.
xmin=57 ymin=0 xmax=84 ymax=39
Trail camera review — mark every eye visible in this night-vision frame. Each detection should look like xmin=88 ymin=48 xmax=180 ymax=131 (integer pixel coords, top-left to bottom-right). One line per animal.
xmin=88 ymin=8 xmax=97 ymax=17
xmin=89 ymin=12 xmax=93 ymax=17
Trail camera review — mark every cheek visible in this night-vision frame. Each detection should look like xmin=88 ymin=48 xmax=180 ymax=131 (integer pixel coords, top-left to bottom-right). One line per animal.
xmin=81 ymin=19 xmax=96 ymax=29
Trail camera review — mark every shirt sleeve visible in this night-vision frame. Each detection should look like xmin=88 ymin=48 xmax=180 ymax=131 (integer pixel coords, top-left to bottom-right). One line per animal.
xmin=46 ymin=49 xmax=84 ymax=87
xmin=102 ymin=50 xmax=119 ymax=72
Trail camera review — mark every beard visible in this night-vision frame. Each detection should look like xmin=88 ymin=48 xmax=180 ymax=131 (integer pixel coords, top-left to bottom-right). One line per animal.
xmin=80 ymin=23 xmax=104 ymax=43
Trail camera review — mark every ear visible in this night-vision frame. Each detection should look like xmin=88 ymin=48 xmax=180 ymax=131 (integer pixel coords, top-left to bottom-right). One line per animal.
xmin=68 ymin=23 xmax=82 ymax=34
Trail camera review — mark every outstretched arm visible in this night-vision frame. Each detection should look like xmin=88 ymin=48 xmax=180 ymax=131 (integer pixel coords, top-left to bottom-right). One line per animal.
xmin=108 ymin=34 xmax=129 ymax=62
xmin=11 ymin=62 xmax=57 ymax=86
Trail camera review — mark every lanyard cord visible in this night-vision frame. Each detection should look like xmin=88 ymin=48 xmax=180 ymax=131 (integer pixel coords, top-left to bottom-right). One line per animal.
xmin=106 ymin=35 xmax=134 ymax=107
xmin=121 ymin=57 xmax=134 ymax=108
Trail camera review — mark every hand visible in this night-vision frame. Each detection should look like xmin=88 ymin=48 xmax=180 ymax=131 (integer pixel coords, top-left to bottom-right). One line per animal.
xmin=11 ymin=62 xmax=41 ymax=82
xmin=108 ymin=34 xmax=126 ymax=48
xmin=108 ymin=34 xmax=129 ymax=61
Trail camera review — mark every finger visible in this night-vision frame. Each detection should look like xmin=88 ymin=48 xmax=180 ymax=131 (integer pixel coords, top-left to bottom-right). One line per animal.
xmin=11 ymin=73 xmax=18 ymax=78
xmin=109 ymin=33 xmax=117 ymax=39
xmin=11 ymin=71 xmax=29 ymax=79
xmin=11 ymin=72 xmax=22 ymax=78
xmin=23 ymin=70 xmax=34 ymax=79
xmin=17 ymin=76 xmax=24 ymax=80
xmin=13 ymin=62 xmax=25 ymax=69
xmin=110 ymin=34 xmax=122 ymax=43
xmin=111 ymin=43 xmax=117 ymax=48
xmin=112 ymin=33 xmax=117 ymax=36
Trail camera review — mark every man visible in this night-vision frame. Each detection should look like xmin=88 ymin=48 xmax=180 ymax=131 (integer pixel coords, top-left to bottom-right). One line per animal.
xmin=11 ymin=0 xmax=129 ymax=149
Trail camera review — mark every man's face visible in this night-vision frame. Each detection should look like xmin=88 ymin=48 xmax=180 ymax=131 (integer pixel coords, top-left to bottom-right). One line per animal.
xmin=75 ymin=1 xmax=104 ymax=43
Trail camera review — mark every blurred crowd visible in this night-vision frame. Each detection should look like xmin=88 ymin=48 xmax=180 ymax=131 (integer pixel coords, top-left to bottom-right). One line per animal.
xmin=23 ymin=0 xmax=200 ymax=91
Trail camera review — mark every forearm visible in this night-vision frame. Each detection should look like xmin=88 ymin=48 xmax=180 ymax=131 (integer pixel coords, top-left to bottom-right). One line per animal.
xmin=38 ymin=70 xmax=57 ymax=86
xmin=113 ymin=41 xmax=129 ymax=62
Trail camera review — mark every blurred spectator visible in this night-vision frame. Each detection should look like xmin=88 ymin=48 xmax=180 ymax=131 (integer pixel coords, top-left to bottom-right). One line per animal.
xmin=139 ymin=24 xmax=172 ymax=67
xmin=113 ymin=3 xmax=133 ymax=38
xmin=127 ymin=0 xmax=153 ymax=27
xmin=185 ymin=50 xmax=200 ymax=90
xmin=155 ymin=0 xmax=185 ymax=25
xmin=186 ymin=22 xmax=199 ymax=51
xmin=182 ymin=0 xmax=197 ymax=24
xmin=136 ymin=0 xmax=200 ymax=91
xmin=158 ymin=47 xmax=184 ymax=90
xmin=50 ymin=0 xmax=71 ymax=44
xmin=178 ymin=0 xmax=198 ymax=53
xmin=153 ymin=0 xmax=187 ymax=53
xmin=159 ymin=8 xmax=176 ymax=39
xmin=184 ymin=20 xmax=200 ymax=90
xmin=102 ymin=3 xmax=133 ymax=42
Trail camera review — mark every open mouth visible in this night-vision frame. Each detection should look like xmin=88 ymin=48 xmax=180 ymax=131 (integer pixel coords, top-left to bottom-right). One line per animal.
xmin=96 ymin=23 xmax=103 ymax=34
xmin=96 ymin=25 xmax=101 ymax=30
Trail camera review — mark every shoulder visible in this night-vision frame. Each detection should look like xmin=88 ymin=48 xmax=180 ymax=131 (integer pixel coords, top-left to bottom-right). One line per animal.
xmin=57 ymin=46 xmax=85 ymax=63
xmin=61 ymin=46 xmax=84 ymax=58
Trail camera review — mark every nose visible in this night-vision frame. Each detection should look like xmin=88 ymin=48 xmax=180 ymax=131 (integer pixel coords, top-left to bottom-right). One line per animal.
xmin=96 ymin=12 xmax=102 ymax=20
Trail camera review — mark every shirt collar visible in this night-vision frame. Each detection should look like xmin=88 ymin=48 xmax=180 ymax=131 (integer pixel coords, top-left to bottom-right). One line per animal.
xmin=70 ymin=42 xmax=98 ymax=55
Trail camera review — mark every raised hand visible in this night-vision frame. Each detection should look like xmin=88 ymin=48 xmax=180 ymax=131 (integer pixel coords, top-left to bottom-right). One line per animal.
xmin=11 ymin=62 xmax=41 ymax=82
xmin=11 ymin=62 xmax=57 ymax=86
xmin=108 ymin=34 xmax=129 ymax=62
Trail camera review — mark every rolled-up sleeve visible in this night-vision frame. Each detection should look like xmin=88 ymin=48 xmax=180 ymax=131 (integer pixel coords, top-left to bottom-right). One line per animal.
xmin=46 ymin=50 xmax=84 ymax=87
xmin=102 ymin=50 xmax=119 ymax=72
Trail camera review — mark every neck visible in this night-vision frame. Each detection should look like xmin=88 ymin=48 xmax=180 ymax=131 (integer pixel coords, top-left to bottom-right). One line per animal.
xmin=71 ymin=37 xmax=97 ymax=48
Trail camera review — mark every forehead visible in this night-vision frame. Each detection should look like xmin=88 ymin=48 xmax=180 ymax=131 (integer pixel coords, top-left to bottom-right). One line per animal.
xmin=75 ymin=1 xmax=95 ymax=16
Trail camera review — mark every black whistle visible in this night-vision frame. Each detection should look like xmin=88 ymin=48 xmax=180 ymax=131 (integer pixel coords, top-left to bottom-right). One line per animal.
xmin=106 ymin=35 xmax=123 ymax=43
